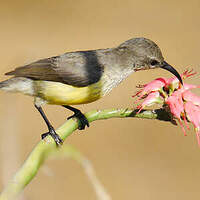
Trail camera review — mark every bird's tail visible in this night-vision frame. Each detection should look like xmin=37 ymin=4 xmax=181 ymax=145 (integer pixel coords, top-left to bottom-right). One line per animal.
xmin=0 ymin=77 xmax=34 ymax=96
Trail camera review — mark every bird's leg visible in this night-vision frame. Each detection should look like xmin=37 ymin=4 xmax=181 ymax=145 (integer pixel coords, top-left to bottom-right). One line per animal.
xmin=35 ymin=105 xmax=63 ymax=146
xmin=63 ymin=105 xmax=89 ymax=130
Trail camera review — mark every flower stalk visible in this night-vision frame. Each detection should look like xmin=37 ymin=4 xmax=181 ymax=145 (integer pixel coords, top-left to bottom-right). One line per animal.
xmin=0 ymin=108 xmax=171 ymax=200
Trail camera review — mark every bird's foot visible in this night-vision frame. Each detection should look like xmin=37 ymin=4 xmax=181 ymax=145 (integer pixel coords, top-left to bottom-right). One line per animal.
xmin=41 ymin=126 xmax=63 ymax=146
xmin=67 ymin=110 xmax=89 ymax=130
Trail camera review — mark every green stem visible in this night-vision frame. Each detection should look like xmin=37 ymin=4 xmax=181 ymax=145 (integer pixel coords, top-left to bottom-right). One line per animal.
xmin=0 ymin=108 xmax=171 ymax=200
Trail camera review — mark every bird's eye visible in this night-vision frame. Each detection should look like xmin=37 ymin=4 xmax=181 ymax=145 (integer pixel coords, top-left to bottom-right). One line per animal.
xmin=150 ymin=60 xmax=159 ymax=66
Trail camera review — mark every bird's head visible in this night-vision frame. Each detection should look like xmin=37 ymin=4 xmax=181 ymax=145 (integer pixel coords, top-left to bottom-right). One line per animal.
xmin=118 ymin=37 xmax=183 ymax=84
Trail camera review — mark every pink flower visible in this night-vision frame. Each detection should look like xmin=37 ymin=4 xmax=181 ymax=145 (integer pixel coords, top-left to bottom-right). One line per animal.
xmin=133 ymin=69 xmax=200 ymax=145
xmin=137 ymin=91 xmax=164 ymax=113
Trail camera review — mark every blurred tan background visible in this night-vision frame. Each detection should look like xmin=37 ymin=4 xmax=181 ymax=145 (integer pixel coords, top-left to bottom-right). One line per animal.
xmin=0 ymin=0 xmax=200 ymax=199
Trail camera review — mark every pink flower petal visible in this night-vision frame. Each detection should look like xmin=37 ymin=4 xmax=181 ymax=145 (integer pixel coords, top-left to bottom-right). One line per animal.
xmin=184 ymin=102 xmax=200 ymax=129
xmin=133 ymin=78 xmax=167 ymax=99
xmin=183 ymin=83 xmax=200 ymax=90
xmin=178 ymin=119 xmax=187 ymax=136
xmin=137 ymin=91 xmax=163 ymax=113
xmin=184 ymin=101 xmax=200 ymax=145
xmin=195 ymin=130 xmax=200 ymax=146
xmin=165 ymin=90 xmax=184 ymax=119
xmin=183 ymin=114 xmax=190 ymax=131
xmin=183 ymin=90 xmax=200 ymax=106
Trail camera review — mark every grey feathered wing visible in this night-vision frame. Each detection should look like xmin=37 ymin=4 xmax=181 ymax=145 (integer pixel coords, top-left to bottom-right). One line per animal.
xmin=5 ymin=51 xmax=103 ymax=87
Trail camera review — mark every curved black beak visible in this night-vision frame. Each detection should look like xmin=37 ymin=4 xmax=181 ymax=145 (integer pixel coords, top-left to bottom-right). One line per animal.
xmin=161 ymin=61 xmax=183 ymax=85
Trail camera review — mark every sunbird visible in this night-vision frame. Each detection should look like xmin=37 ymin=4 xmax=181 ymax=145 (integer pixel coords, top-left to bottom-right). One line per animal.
xmin=0 ymin=37 xmax=182 ymax=145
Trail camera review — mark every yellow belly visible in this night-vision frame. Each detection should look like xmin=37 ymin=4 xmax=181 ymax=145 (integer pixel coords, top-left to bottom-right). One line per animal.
xmin=34 ymin=80 xmax=102 ymax=105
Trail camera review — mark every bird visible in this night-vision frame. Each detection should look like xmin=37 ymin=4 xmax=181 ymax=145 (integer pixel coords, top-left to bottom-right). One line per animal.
xmin=0 ymin=37 xmax=183 ymax=145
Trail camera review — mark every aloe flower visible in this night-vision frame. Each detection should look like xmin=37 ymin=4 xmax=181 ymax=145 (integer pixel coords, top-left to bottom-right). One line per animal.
xmin=133 ymin=69 xmax=200 ymax=145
